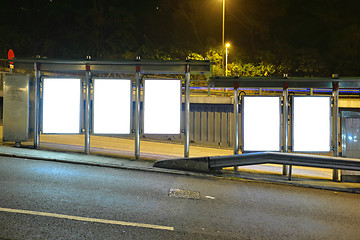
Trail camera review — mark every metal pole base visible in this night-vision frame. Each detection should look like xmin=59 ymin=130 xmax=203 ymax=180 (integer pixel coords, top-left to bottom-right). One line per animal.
xmin=282 ymin=165 xmax=288 ymax=175
xmin=332 ymin=169 xmax=340 ymax=182
xmin=288 ymin=165 xmax=293 ymax=181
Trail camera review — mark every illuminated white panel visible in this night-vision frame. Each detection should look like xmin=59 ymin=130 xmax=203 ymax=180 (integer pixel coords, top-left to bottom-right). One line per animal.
xmin=293 ymin=96 xmax=331 ymax=152
xmin=93 ymin=79 xmax=131 ymax=134
xmin=42 ymin=78 xmax=81 ymax=134
xmin=144 ymin=79 xmax=181 ymax=134
xmin=243 ymin=96 xmax=281 ymax=152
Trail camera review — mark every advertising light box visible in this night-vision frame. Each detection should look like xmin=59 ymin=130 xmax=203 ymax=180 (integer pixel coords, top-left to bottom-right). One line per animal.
xmin=144 ymin=79 xmax=181 ymax=134
xmin=93 ymin=79 xmax=131 ymax=134
xmin=292 ymin=96 xmax=331 ymax=152
xmin=42 ymin=78 xmax=81 ymax=134
xmin=242 ymin=96 xmax=281 ymax=152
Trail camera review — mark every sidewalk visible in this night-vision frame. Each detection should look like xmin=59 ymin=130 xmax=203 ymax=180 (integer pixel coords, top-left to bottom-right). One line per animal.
xmin=0 ymin=134 xmax=359 ymax=194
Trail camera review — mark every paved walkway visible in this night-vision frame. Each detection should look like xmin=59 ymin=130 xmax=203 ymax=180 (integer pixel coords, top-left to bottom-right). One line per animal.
xmin=39 ymin=134 xmax=335 ymax=178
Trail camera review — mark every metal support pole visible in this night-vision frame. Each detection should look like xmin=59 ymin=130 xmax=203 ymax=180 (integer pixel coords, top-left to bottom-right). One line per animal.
xmin=33 ymin=63 xmax=40 ymax=149
xmin=84 ymin=66 xmax=91 ymax=155
xmin=184 ymin=65 xmax=190 ymax=158
xmin=332 ymin=82 xmax=339 ymax=181
xmin=233 ymin=86 xmax=239 ymax=171
xmin=233 ymin=87 xmax=239 ymax=155
xmin=135 ymin=67 xmax=141 ymax=160
xmin=282 ymin=86 xmax=289 ymax=175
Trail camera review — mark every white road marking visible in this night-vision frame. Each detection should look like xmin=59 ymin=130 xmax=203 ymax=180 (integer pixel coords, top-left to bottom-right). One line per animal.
xmin=0 ymin=207 xmax=174 ymax=231
xmin=205 ymin=196 xmax=216 ymax=200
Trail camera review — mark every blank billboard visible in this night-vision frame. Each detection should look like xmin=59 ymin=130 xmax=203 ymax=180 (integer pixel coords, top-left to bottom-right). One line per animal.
xmin=144 ymin=79 xmax=181 ymax=134
xmin=42 ymin=78 xmax=81 ymax=134
xmin=242 ymin=96 xmax=281 ymax=152
xmin=93 ymin=79 xmax=131 ymax=134
xmin=292 ymin=96 xmax=331 ymax=152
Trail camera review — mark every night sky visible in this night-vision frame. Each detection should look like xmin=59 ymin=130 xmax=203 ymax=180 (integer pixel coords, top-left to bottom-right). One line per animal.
xmin=1 ymin=0 xmax=360 ymax=76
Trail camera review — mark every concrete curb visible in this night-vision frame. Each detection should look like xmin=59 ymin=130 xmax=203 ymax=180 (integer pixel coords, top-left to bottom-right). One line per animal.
xmin=0 ymin=147 xmax=216 ymax=178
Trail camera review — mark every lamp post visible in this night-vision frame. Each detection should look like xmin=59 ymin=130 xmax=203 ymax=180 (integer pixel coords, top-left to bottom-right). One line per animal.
xmin=222 ymin=0 xmax=226 ymax=76
xmin=225 ymin=43 xmax=230 ymax=76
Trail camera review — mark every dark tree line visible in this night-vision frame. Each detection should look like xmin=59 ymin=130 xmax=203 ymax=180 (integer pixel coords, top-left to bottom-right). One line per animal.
xmin=1 ymin=0 xmax=360 ymax=76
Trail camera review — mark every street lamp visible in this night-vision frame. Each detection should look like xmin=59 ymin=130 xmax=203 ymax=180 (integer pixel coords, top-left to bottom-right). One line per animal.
xmin=225 ymin=43 xmax=230 ymax=76
xmin=222 ymin=0 xmax=226 ymax=76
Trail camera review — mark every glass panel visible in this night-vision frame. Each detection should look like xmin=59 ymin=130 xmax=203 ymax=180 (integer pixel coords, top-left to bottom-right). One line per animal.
xmin=293 ymin=96 xmax=331 ymax=152
xmin=42 ymin=78 xmax=81 ymax=134
xmin=93 ymin=79 xmax=131 ymax=134
xmin=243 ymin=96 xmax=281 ymax=152
xmin=144 ymin=79 xmax=181 ymax=134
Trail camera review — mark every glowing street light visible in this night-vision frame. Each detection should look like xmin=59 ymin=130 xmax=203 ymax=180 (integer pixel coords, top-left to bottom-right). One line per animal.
xmin=225 ymin=43 xmax=230 ymax=76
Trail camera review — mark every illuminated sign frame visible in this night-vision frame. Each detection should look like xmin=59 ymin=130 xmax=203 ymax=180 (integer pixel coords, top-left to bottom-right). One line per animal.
xmin=92 ymin=78 xmax=132 ymax=135
xmin=292 ymin=96 xmax=332 ymax=153
xmin=42 ymin=77 xmax=81 ymax=134
xmin=242 ymin=96 xmax=281 ymax=152
xmin=143 ymin=79 xmax=182 ymax=135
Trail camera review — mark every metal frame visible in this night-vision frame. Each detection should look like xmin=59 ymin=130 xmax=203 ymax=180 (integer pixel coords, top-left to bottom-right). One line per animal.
xmin=143 ymin=78 xmax=182 ymax=135
xmin=233 ymin=87 xmax=239 ymax=155
xmin=92 ymin=78 xmax=132 ymax=135
xmin=135 ymin=68 xmax=141 ymax=159
xmin=13 ymin=58 xmax=212 ymax=160
xmin=14 ymin=59 xmax=212 ymax=75
xmin=241 ymin=95 xmax=282 ymax=152
xmin=210 ymin=76 xmax=359 ymax=181
xmin=184 ymin=65 xmax=191 ymax=158
xmin=282 ymin=86 xmax=289 ymax=175
xmin=332 ymin=82 xmax=340 ymax=180
xmin=209 ymin=76 xmax=360 ymax=89
xmin=291 ymin=96 xmax=332 ymax=153
xmin=34 ymin=63 xmax=41 ymax=148
xmin=85 ymin=70 xmax=91 ymax=154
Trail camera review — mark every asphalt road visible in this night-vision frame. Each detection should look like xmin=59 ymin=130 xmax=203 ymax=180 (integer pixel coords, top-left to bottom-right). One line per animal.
xmin=0 ymin=156 xmax=359 ymax=240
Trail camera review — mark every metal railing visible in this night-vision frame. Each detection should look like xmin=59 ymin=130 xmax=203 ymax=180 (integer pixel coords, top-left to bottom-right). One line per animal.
xmin=208 ymin=152 xmax=360 ymax=180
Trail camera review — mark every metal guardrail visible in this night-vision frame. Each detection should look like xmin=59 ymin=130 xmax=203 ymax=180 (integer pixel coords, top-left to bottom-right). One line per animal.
xmin=209 ymin=152 xmax=360 ymax=180
xmin=209 ymin=152 xmax=360 ymax=170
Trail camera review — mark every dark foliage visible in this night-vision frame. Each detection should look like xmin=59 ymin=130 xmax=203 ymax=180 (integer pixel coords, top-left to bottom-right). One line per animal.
xmin=1 ymin=0 xmax=360 ymax=76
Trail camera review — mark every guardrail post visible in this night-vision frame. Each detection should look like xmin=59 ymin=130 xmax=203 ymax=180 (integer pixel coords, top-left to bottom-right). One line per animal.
xmin=282 ymin=84 xmax=289 ymax=175
xmin=33 ymin=62 xmax=40 ymax=149
xmin=332 ymin=81 xmax=340 ymax=181
xmin=135 ymin=65 xmax=141 ymax=160
xmin=84 ymin=64 xmax=91 ymax=154
xmin=288 ymin=163 xmax=293 ymax=181
xmin=184 ymin=64 xmax=190 ymax=158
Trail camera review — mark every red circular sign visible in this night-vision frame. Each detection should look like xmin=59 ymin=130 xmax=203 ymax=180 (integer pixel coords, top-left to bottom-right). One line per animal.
xmin=8 ymin=49 xmax=15 ymax=64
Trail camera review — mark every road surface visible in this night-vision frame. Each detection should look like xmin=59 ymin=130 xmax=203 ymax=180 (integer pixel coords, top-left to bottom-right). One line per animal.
xmin=0 ymin=156 xmax=359 ymax=239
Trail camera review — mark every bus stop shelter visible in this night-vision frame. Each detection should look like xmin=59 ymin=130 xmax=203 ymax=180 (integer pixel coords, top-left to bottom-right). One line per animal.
xmin=209 ymin=76 xmax=360 ymax=180
xmin=6 ymin=58 xmax=213 ymax=160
